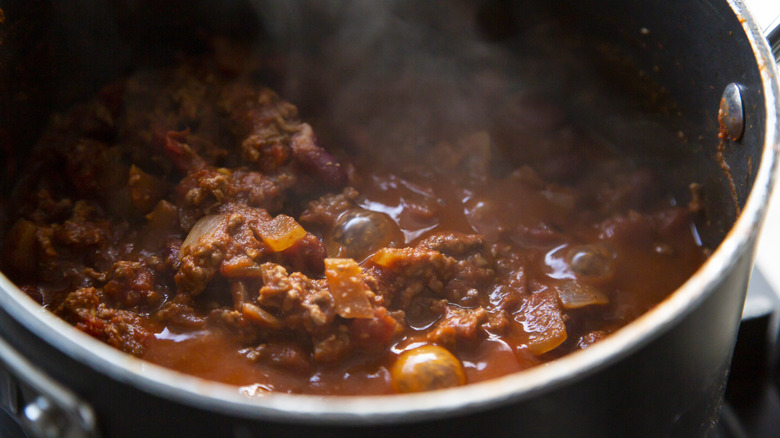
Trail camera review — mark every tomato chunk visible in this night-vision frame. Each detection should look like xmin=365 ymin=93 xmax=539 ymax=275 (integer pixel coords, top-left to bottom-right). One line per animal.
xmin=324 ymin=258 xmax=374 ymax=319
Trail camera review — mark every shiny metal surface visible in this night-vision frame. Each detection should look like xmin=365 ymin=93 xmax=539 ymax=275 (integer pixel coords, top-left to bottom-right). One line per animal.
xmin=0 ymin=336 xmax=97 ymax=438
xmin=720 ymin=83 xmax=746 ymax=141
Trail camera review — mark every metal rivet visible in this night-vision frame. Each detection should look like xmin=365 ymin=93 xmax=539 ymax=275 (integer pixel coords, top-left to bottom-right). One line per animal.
xmin=718 ymin=83 xmax=744 ymax=141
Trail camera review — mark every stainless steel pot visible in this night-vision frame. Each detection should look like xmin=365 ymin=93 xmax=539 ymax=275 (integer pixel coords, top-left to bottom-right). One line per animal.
xmin=0 ymin=1 xmax=779 ymax=437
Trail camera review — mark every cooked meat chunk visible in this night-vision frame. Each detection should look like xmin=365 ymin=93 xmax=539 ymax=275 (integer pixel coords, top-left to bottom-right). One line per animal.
xmin=58 ymin=287 xmax=153 ymax=356
xmin=299 ymin=188 xmax=360 ymax=231
xmin=427 ymin=305 xmax=489 ymax=348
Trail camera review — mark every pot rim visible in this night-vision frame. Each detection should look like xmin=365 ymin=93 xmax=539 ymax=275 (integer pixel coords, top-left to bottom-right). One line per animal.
xmin=0 ymin=0 xmax=778 ymax=427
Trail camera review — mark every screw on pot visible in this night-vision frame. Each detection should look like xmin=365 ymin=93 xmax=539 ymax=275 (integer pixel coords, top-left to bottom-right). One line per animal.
xmin=718 ymin=83 xmax=744 ymax=141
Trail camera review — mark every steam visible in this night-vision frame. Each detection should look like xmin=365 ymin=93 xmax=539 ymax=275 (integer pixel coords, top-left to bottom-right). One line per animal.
xmin=246 ymin=1 xmax=676 ymax=182
xmin=250 ymin=1 xmax=558 ymax=165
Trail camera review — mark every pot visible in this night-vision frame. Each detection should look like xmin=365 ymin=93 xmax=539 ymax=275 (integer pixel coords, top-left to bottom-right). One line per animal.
xmin=0 ymin=1 xmax=779 ymax=437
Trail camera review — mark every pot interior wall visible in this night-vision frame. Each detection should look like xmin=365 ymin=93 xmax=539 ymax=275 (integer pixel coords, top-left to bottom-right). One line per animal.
xmin=557 ymin=0 xmax=767 ymax=248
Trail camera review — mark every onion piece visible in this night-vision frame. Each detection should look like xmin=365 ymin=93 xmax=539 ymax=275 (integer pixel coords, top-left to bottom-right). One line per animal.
xmin=324 ymin=258 xmax=374 ymax=319
xmin=371 ymin=248 xmax=400 ymax=268
xmin=371 ymin=247 xmax=419 ymax=269
xmin=242 ymin=302 xmax=283 ymax=329
xmin=555 ymin=281 xmax=609 ymax=310
xmin=513 ymin=290 xmax=567 ymax=355
xmin=256 ymin=214 xmax=307 ymax=252
xmin=180 ymin=214 xmax=227 ymax=259
xmin=221 ymin=255 xmax=263 ymax=278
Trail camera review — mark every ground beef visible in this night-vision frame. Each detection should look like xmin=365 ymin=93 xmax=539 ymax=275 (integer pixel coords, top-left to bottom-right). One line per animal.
xmin=217 ymin=262 xmax=398 ymax=363
xmin=427 ymin=305 xmax=489 ymax=348
xmin=299 ymin=188 xmax=360 ymax=231
xmin=104 ymin=260 xmax=165 ymax=309
xmin=58 ymin=287 xmax=154 ymax=356
xmin=255 ymin=263 xmax=337 ymax=332
xmin=176 ymin=208 xmax=270 ymax=295
xmin=369 ymin=246 xmax=459 ymax=309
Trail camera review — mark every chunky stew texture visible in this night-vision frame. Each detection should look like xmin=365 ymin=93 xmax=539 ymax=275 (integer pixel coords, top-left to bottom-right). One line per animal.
xmin=2 ymin=54 xmax=707 ymax=395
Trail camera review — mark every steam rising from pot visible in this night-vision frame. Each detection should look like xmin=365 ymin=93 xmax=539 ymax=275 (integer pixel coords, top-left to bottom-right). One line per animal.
xmin=228 ymin=0 xmax=685 ymax=186
xmin=248 ymin=0 xmax=600 ymax=173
